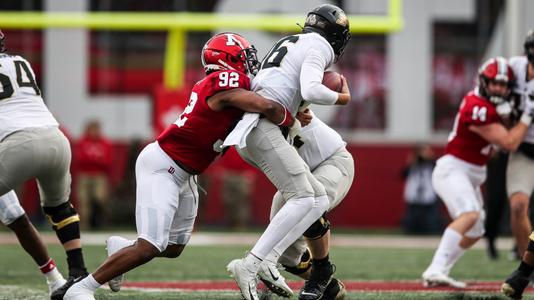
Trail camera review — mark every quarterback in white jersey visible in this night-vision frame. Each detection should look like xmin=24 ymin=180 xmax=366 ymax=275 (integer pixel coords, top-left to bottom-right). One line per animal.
xmin=259 ymin=111 xmax=354 ymax=300
xmin=226 ymin=4 xmax=351 ymax=300
xmin=0 ymin=30 xmax=88 ymax=299
xmin=506 ymin=29 xmax=534 ymax=259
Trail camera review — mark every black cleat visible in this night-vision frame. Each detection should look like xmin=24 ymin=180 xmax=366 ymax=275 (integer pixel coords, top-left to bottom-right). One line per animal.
xmin=501 ymin=270 xmax=530 ymax=300
xmin=50 ymin=270 xmax=89 ymax=300
xmin=318 ymin=278 xmax=346 ymax=300
xmin=298 ymin=264 xmax=335 ymax=300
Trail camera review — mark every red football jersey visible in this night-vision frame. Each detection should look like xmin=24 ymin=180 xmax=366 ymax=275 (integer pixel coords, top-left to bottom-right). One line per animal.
xmin=157 ymin=70 xmax=250 ymax=174
xmin=445 ymin=91 xmax=501 ymax=165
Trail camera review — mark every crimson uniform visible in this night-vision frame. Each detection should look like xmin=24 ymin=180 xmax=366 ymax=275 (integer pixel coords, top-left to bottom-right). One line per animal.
xmin=158 ymin=70 xmax=250 ymax=174
xmin=446 ymin=90 xmax=501 ymax=165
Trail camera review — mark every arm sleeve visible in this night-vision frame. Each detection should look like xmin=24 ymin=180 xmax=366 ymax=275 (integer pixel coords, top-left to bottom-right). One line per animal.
xmin=299 ymin=48 xmax=338 ymax=105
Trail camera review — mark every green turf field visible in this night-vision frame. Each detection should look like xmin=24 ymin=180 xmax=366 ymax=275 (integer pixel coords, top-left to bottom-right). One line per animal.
xmin=0 ymin=242 xmax=529 ymax=299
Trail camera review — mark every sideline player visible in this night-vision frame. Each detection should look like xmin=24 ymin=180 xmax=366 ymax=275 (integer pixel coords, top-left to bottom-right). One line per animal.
xmin=225 ymin=4 xmax=352 ymax=300
xmin=422 ymin=57 xmax=534 ymax=288
xmin=64 ymin=32 xmax=294 ymax=300
xmin=0 ymin=30 xmax=88 ymax=299
xmin=507 ymin=30 xmax=534 ymax=258
xmin=259 ymin=109 xmax=354 ymax=300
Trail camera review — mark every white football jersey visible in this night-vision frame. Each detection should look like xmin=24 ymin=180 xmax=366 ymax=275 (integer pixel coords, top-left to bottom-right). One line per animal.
xmin=294 ymin=113 xmax=346 ymax=171
xmin=509 ymin=56 xmax=534 ymax=144
xmin=0 ymin=54 xmax=58 ymax=141
xmin=252 ymin=32 xmax=338 ymax=116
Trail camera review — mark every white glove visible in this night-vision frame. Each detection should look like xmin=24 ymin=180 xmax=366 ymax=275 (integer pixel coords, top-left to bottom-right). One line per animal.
xmin=496 ymin=102 xmax=512 ymax=118
xmin=287 ymin=119 xmax=301 ymax=144
xmin=520 ymin=97 xmax=534 ymax=125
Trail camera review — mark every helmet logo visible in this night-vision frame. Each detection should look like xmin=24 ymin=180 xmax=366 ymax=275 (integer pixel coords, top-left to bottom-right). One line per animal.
xmin=306 ymin=14 xmax=318 ymax=26
xmin=336 ymin=12 xmax=348 ymax=26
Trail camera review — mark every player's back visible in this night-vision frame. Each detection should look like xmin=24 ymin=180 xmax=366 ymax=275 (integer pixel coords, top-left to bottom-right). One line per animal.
xmin=252 ymin=32 xmax=334 ymax=115
xmin=0 ymin=53 xmax=58 ymax=141
xmin=445 ymin=91 xmax=501 ymax=166
xmin=295 ymin=115 xmax=345 ymax=171
xmin=157 ymin=70 xmax=250 ymax=174
xmin=509 ymin=55 xmax=534 ymax=144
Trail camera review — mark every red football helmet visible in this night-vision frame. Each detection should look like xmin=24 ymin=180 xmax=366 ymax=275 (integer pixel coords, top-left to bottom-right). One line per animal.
xmin=478 ymin=56 xmax=515 ymax=104
xmin=201 ymin=32 xmax=259 ymax=76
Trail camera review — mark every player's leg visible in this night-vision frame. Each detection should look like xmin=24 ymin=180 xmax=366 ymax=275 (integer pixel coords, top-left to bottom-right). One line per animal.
xmin=502 ymin=232 xmax=534 ymax=299
xmin=422 ymin=158 xmax=485 ymax=288
xmin=64 ymin=141 xmax=189 ymax=299
xmin=507 ymin=151 xmax=534 ymax=256
xmin=299 ymin=149 xmax=354 ymax=300
xmin=32 ymin=129 xmax=89 ymax=300
xmin=0 ymin=190 xmax=66 ymax=295
xmin=228 ymin=119 xmax=328 ymax=300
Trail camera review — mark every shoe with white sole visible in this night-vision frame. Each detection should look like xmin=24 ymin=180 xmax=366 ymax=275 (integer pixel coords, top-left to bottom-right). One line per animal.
xmin=422 ymin=270 xmax=466 ymax=288
xmin=258 ymin=259 xmax=293 ymax=298
xmin=227 ymin=258 xmax=259 ymax=300
xmin=63 ymin=280 xmax=96 ymax=300
xmin=106 ymin=236 xmax=133 ymax=292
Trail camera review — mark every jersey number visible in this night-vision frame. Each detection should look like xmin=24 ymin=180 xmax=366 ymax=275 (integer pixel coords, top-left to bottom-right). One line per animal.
xmin=260 ymin=35 xmax=299 ymax=70
xmin=0 ymin=60 xmax=41 ymax=100
xmin=219 ymin=72 xmax=239 ymax=87
xmin=471 ymin=106 xmax=487 ymax=122
xmin=175 ymin=92 xmax=198 ymax=127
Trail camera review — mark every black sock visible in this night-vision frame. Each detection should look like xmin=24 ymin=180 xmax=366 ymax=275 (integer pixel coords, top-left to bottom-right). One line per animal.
xmin=66 ymin=248 xmax=87 ymax=276
xmin=518 ymin=261 xmax=534 ymax=277
xmin=312 ymin=254 xmax=330 ymax=267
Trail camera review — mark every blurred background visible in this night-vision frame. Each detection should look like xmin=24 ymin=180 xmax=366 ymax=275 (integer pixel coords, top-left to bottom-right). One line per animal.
xmin=1 ymin=0 xmax=533 ymax=235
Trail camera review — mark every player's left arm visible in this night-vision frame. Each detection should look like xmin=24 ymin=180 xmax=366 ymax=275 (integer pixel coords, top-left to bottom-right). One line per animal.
xmin=212 ymin=88 xmax=294 ymax=127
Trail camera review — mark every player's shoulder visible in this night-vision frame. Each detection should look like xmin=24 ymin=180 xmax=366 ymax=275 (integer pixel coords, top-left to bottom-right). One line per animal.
xmin=460 ymin=91 xmax=499 ymax=123
xmin=509 ymin=56 xmax=527 ymax=74
xmin=299 ymin=32 xmax=334 ymax=57
xmin=196 ymin=70 xmax=250 ymax=95
xmin=463 ymin=91 xmax=493 ymax=108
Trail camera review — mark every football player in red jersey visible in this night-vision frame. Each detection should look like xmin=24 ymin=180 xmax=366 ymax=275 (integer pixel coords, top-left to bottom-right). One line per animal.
xmin=64 ymin=32 xmax=294 ymax=300
xmin=422 ymin=57 xmax=534 ymax=289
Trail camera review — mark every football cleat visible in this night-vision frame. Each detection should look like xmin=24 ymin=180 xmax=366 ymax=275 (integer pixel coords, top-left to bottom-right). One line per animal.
xmin=299 ymin=263 xmax=335 ymax=300
xmin=48 ymin=276 xmax=67 ymax=298
xmin=422 ymin=270 xmax=466 ymax=289
xmin=318 ymin=277 xmax=346 ymax=300
xmin=227 ymin=258 xmax=260 ymax=300
xmin=50 ymin=269 xmax=89 ymax=300
xmin=501 ymin=270 xmax=530 ymax=300
xmin=106 ymin=236 xmax=133 ymax=292
xmin=63 ymin=279 xmax=96 ymax=300
xmin=257 ymin=259 xmax=293 ymax=298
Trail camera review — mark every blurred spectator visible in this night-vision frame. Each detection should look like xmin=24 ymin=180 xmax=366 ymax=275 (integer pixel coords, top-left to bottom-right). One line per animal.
xmin=484 ymin=150 xmax=509 ymax=260
xmin=218 ymin=147 xmax=257 ymax=229
xmin=75 ymin=120 xmax=113 ymax=229
xmin=401 ymin=145 xmax=443 ymax=234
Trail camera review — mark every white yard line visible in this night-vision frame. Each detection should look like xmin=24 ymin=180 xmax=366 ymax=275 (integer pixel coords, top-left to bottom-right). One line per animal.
xmin=0 ymin=231 xmax=515 ymax=250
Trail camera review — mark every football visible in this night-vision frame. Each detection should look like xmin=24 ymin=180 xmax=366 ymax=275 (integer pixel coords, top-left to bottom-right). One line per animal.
xmin=322 ymin=71 xmax=343 ymax=92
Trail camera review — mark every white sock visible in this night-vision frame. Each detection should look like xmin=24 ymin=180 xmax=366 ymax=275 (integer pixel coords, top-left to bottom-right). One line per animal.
xmin=77 ymin=274 xmax=102 ymax=292
xmin=249 ymin=197 xmax=315 ymax=264
xmin=44 ymin=267 xmax=63 ymax=284
xmin=427 ymin=227 xmax=463 ymax=274
xmin=273 ymin=195 xmax=329 ymax=255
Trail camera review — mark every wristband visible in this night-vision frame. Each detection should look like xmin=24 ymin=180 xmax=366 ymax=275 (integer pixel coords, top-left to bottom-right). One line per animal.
xmin=277 ymin=107 xmax=294 ymax=127
xmin=520 ymin=112 xmax=533 ymax=125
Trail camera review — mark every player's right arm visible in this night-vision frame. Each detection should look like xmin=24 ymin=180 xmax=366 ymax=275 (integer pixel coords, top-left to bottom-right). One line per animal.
xmin=209 ymin=88 xmax=294 ymax=127
xmin=469 ymin=121 xmax=529 ymax=151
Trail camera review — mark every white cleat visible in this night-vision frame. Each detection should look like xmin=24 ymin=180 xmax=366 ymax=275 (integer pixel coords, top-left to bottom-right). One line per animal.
xmin=257 ymin=260 xmax=293 ymax=298
xmin=48 ymin=277 xmax=67 ymax=296
xmin=63 ymin=282 xmax=96 ymax=300
xmin=106 ymin=236 xmax=133 ymax=292
xmin=422 ymin=271 xmax=466 ymax=289
xmin=227 ymin=259 xmax=260 ymax=300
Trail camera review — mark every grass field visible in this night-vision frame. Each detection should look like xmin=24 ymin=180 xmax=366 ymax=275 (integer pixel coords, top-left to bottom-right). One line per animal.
xmin=0 ymin=233 xmax=531 ymax=300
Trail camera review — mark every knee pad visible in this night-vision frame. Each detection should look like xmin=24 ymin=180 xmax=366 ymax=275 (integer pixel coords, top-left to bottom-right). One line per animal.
xmin=303 ymin=214 xmax=330 ymax=240
xmin=43 ymin=202 xmax=80 ymax=243
xmin=464 ymin=213 xmax=485 ymax=238
xmin=283 ymin=248 xmax=312 ymax=276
